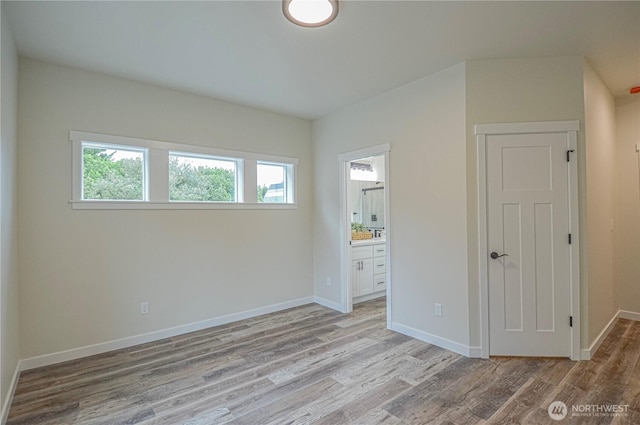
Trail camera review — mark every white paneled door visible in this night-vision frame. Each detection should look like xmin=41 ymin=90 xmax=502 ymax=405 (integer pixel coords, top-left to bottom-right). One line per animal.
xmin=487 ymin=132 xmax=571 ymax=357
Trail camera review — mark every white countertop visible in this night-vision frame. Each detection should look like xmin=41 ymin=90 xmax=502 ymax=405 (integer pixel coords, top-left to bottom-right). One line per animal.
xmin=351 ymin=238 xmax=386 ymax=247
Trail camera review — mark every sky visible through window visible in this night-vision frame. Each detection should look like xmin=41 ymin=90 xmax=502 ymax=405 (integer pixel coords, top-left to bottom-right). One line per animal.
xmin=258 ymin=163 xmax=286 ymax=203
xmin=257 ymin=163 xmax=285 ymax=187
xmin=170 ymin=155 xmax=235 ymax=172
xmin=109 ymin=148 xmax=144 ymax=161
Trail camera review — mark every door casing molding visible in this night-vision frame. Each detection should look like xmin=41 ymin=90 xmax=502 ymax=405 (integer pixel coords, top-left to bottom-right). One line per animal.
xmin=476 ymin=121 xmax=580 ymax=360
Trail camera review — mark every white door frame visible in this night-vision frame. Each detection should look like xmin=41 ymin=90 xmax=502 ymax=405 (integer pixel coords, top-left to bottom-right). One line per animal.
xmin=338 ymin=143 xmax=391 ymax=328
xmin=476 ymin=121 xmax=580 ymax=360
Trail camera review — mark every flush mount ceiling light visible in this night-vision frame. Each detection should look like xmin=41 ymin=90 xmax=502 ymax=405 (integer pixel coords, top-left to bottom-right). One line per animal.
xmin=283 ymin=0 xmax=338 ymax=28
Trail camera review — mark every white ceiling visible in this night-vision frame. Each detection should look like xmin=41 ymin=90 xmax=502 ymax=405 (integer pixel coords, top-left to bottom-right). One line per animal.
xmin=3 ymin=1 xmax=639 ymax=119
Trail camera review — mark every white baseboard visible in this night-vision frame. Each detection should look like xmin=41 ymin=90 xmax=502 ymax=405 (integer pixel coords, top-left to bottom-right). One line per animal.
xmin=390 ymin=322 xmax=472 ymax=357
xmin=313 ymin=296 xmax=344 ymax=312
xmin=580 ymin=309 xmax=640 ymax=360
xmin=581 ymin=311 xmax=619 ymax=360
xmin=618 ymin=310 xmax=640 ymax=321
xmin=1 ymin=359 xmax=21 ymax=425
xmin=20 ymin=297 xmax=314 ymax=371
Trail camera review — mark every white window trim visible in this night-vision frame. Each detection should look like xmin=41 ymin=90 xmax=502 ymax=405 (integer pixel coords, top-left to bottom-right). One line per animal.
xmin=70 ymin=131 xmax=298 ymax=210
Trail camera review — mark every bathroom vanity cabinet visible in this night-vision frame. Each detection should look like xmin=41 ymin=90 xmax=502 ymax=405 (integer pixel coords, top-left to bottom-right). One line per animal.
xmin=351 ymin=242 xmax=386 ymax=298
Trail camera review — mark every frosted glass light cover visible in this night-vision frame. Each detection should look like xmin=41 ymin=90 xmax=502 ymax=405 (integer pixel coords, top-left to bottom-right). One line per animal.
xmin=284 ymin=0 xmax=338 ymax=27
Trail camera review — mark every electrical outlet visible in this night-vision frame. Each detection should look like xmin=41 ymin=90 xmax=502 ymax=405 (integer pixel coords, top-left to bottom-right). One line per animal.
xmin=326 ymin=277 xmax=332 ymax=286
xmin=435 ymin=303 xmax=442 ymax=317
xmin=140 ymin=302 xmax=149 ymax=315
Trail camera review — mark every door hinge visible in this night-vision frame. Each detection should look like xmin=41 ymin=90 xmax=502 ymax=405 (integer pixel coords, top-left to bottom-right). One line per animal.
xmin=568 ymin=234 xmax=572 ymax=244
xmin=567 ymin=149 xmax=575 ymax=162
xmin=570 ymin=316 xmax=573 ymax=327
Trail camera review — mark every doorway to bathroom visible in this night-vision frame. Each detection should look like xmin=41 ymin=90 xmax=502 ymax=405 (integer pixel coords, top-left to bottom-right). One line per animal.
xmin=339 ymin=144 xmax=391 ymax=327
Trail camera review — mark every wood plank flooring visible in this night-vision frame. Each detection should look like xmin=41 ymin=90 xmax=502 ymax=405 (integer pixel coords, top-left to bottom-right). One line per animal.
xmin=7 ymin=298 xmax=640 ymax=424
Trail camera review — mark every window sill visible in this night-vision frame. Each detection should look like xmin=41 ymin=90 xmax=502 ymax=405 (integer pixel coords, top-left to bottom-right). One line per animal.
xmin=70 ymin=201 xmax=299 ymax=210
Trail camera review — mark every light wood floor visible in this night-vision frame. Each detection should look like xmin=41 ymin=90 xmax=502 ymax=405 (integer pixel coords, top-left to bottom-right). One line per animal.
xmin=7 ymin=298 xmax=640 ymax=425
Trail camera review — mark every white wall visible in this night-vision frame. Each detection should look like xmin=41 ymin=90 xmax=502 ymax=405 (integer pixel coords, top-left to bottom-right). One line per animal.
xmin=313 ymin=63 xmax=469 ymax=348
xmin=0 ymin=5 xmax=20 ymax=420
xmin=465 ymin=57 xmax=587 ymax=348
xmin=614 ymin=97 xmax=640 ymax=315
xmin=17 ymin=59 xmax=313 ymax=360
xmin=583 ymin=61 xmax=617 ymax=346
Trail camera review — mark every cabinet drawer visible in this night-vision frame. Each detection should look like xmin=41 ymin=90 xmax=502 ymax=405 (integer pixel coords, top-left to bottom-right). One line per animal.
xmin=373 ymin=244 xmax=386 ymax=257
xmin=373 ymin=257 xmax=386 ymax=273
xmin=352 ymin=246 xmax=373 ymax=260
xmin=374 ymin=274 xmax=386 ymax=292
